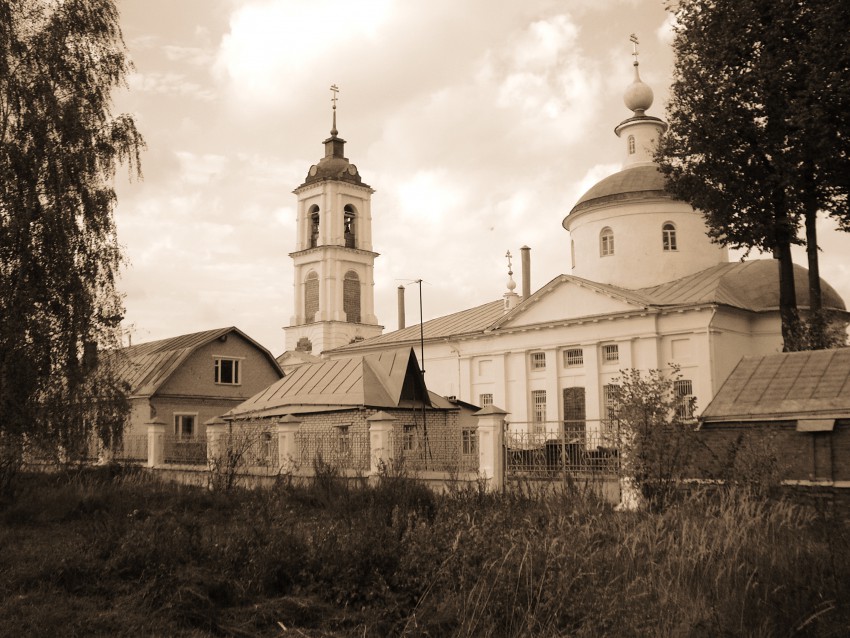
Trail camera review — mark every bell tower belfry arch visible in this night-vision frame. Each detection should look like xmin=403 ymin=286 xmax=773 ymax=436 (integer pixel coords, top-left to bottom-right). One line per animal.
xmin=284 ymin=86 xmax=383 ymax=355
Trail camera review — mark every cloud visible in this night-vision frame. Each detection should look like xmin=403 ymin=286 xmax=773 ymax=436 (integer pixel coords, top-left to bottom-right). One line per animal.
xmin=127 ymin=72 xmax=216 ymax=100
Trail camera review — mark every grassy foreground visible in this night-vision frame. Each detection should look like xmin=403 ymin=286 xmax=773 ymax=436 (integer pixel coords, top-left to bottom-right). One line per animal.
xmin=1 ymin=467 xmax=848 ymax=637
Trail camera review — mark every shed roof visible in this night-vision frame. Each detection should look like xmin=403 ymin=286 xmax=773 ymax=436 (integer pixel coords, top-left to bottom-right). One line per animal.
xmin=701 ymin=348 xmax=850 ymax=422
xmin=226 ymin=348 xmax=444 ymax=419
xmin=110 ymin=327 xmax=282 ymax=397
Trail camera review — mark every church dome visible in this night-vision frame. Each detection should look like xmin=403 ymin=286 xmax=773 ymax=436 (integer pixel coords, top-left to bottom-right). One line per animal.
xmin=568 ymin=164 xmax=670 ymax=218
xmin=624 ymin=72 xmax=653 ymax=114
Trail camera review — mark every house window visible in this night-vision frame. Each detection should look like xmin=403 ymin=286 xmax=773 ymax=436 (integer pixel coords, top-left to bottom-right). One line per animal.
xmin=530 ymin=351 xmax=546 ymax=370
xmin=600 ymin=227 xmax=614 ymax=256
xmin=563 ymin=387 xmax=586 ymax=430
xmin=662 ymin=222 xmax=677 ymax=251
xmin=336 ymin=425 xmax=351 ymax=456
xmin=402 ymin=424 xmax=416 ymax=451
xmin=628 ymin=135 xmax=636 ymax=154
xmin=603 ymin=384 xmax=619 ymax=421
xmin=531 ymin=390 xmax=546 ymax=433
xmin=563 ymin=348 xmax=583 ymax=367
xmin=173 ymin=414 xmax=196 ymax=439
xmin=479 ymin=393 xmax=494 ymax=407
xmin=674 ymin=379 xmax=695 ymax=419
xmin=214 ymin=357 xmax=241 ymax=384
xmin=462 ymin=428 xmax=478 ymax=456
xmin=602 ymin=344 xmax=619 ymax=364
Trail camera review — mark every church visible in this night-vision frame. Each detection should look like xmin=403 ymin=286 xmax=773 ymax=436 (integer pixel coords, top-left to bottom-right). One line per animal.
xmin=279 ymin=55 xmax=848 ymax=441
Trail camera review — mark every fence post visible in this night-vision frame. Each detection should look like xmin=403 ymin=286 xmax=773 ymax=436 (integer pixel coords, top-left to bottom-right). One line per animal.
xmin=146 ymin=418 xmax=166 ymax=468
xmin=205 ymin=417 xmax=227 ymax=466
xmin=367 ymin=411 xmax=396 ymax=476
xmin=475 ymin=406 xmax=507 ymax=491
xmin=276 ymin=414 xmax=301 ymax=472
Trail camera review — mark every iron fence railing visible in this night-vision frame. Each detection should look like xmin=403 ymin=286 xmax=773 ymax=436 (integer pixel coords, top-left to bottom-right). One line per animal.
xmin=295 ymin=430 xmax=371 ymax=472
xmin=505 ymin=420 xmax=620 ymax=477
xmin=391 ymin=428 xmax=480 ymax=474
xmin=163 ymin=435 xmax=207 ymax=465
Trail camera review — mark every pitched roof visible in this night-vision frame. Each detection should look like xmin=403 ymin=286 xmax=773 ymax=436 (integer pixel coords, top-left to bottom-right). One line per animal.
xmin=226 ymin=348 xmax=440 ymax=419
xmin=701 ymin=348 xmax=850 ymax=422
xmin=329 ymin=261 xmax=846 ymax=354
xmin=330 ymin=300 xmax=505 ymax=353
xmin=110 ymin=327 xmax=282 ymax=397
xmin=639 ymin=260 xmax=847 ymax=311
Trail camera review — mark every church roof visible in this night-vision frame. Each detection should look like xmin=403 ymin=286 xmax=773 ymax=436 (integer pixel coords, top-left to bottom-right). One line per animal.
xmin=330 ymin=261 xmax=846 ymax=355
xmin=700 ymin=348 xmax=850 ymax=422
xmin=110 ymin=327 xmax=282 ymax=398
xmin=639 ymin=260 xmax=847 ymax=312
xmin=567 ymin=164 xmax=671 ymax=219
xmin=225 ymin=348 xmax=446 ymax=418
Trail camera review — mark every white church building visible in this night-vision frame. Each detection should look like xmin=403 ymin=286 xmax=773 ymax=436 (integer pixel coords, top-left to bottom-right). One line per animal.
xmin=282 ymin=57 xmax=847 ymax=439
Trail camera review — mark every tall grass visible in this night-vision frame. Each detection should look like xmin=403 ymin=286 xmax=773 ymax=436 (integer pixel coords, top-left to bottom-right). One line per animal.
xmin=0 ymin=467 xmax=848 ymax=636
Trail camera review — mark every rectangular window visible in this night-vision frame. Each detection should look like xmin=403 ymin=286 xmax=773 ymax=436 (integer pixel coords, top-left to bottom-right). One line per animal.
xmin=602 ymin=344 xmax=619 ymax=364
xmin=479 ymin=393 xmax=494 ymax=407
xmin=563 ymin=348 xmax=583 ymax=367
xmin=603 ymin=385 xmax=619 ymax=421
xmin=531 ymin=390 xmax=546 ymax=432
xmin=563 ymin=387 xmax=586 ymax=430
xmin=462 ymin=428 xmax=478 ymax=456
xmin=214 ymin=357 xmax=241 ymax=385
xmin=530 ymin=352 xmax=546 ymax=370
xmin=674 ymin=379 xmax=695 ymax=419
xmin=173 ymin=414 xmax=195 ymax=439
xmin=402 ymin=424 xmax=416 ymax=451
xmin=336 ymin=425 xmax=351 ymax=456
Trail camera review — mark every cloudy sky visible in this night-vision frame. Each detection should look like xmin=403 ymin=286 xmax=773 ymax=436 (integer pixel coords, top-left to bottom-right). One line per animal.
xmin=113 ymin=0 xmax=850 ymax=355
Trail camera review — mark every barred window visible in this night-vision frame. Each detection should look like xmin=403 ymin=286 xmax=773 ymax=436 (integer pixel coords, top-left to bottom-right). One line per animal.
xmin=602 ymin=344 xmax=619 ymax=364
xmin=531 ymin=390 xmax=546 ymax=430
xmin=603 ymin=385 xmax=619 ymax=421
xmin=563 ymin=348 xmax=583 ymax=367
xmin=675 ymin=379 xmax=695 ymax=419
xmin=530 ymin=352 xmax=546 ymax=370
xmin=479 ymin=393 xmax=493 ymax=407
xmin=462 ymin=429 xmax=478 ymax=456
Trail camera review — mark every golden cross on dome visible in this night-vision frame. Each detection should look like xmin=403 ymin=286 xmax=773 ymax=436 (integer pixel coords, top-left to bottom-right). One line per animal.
xmin=330 ymin=84 xmax=339 ymax=108
xmin=630 ymin=34 xmax=640 ymax=62
xmin=505 ymin=250 xmax=513 ymax=275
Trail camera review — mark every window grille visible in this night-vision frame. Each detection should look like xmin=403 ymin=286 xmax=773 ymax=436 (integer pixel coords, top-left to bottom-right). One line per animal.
xmin=531 ymin=390 xmax=547 ymax=432
xmin=564 ymin=348 xmax=583 ymax=367
xmin=530 ymin=352 xmax=546 ymax=370
xmin=675 ymin=379 xmax=695 ymax=419
xmin=479 ymin=393 xmax=494 ymax=407
xmin=602 ymin=344 xmax=619 ymax=363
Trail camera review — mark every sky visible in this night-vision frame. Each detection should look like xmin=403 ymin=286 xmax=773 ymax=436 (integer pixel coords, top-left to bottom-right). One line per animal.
xmin=112 ymin=0 xmax=850 ymax=355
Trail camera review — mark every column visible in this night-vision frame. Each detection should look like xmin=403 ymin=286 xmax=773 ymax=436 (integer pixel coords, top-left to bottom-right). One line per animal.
xmin=475 ymin=405 xmax=507 ymax=491
xmin=367 ymin=411 xmax=396 ymax=475
xmin=276 ymin=415 xmax=302 ymax=472
xmin=205 ymin=418 xmax=226 ymax=465
xmin=146 ymin=418 xmax=165 ymax=468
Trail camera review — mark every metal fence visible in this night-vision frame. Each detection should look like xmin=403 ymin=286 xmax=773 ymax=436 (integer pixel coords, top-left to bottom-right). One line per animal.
xmin=163 ymin=435 xmax=207 ymax=465
xmin=505 ymin=420 xmax=620 ymax=478
xmin=111 ymin=434 xmax=148 ymax=462
xmin=391 ymin=428 xmax=479 ymax=474
xmin=295 ymin=430 xmax=371 ymax=472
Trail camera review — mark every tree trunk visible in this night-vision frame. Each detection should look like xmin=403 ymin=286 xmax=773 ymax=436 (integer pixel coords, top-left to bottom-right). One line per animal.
xmin=774 ymin=203 xmax=801 ymax=351
xmin=802 ymin=163 xmax=826 ymax=349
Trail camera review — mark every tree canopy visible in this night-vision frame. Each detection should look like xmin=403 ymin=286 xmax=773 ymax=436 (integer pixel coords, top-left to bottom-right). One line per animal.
xmin=657 ymin=0 xmax=850 ymax=350
xmin=0 ymin=0 xmax=143 ymax=488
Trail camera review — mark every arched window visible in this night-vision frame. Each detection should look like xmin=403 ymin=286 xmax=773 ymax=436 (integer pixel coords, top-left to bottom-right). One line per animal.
xmin=304 ymin=271 xmax=319 ymax=322
xmin=343 ymin=271 xmax=361 ymax=323
xmin=628 ymin=135 xmax=636 ymax=155
xmin=344 ymin=204 xmax=356 ymax=248
xmin=600 ymin=227 xmax=614 ymax=257
xmin=662 ymin=222 xmax=677 ymax=251
xmin=309 ymin=205 xmax=320 ymax=248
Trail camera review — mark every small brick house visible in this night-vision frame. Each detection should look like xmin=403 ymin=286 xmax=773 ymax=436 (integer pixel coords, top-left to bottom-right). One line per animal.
xmin=114 ymin=327 xmax=283 ymax=442
xmin=696 ymin=348 xmax=850 ymax=484
xmin=225 ymin=348 xmax=478 ymax=472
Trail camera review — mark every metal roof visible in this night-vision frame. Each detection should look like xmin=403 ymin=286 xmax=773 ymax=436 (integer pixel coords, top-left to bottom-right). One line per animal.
xmin=109 ymin=327 xmax=282 ymax=397
xmin=567 ymin=164 xmax=670 ymax=220
xmin=639 ymin=261 xmax=847 ymax=312
xmin=701 ymin=348 xmax=850 ymax=422
xmin=226 ymin=348 xmax=436 ymax=419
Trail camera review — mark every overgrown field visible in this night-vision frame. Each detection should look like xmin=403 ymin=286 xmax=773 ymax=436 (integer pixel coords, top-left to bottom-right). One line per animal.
xmin=1 ymin=467 xmax=848 ymax=637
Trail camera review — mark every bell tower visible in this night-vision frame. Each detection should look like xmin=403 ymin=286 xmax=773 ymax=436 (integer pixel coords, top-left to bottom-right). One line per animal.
xmin=284 ymin=86 xmax=383 ymax=355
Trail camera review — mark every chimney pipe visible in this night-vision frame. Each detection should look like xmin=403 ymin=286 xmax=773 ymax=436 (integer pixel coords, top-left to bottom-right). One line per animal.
xmin=520 ymin=245 xmax=531 ymax=299
xmin=397 ymin=285 xmax=406 ymax=330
